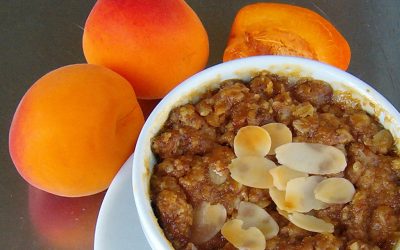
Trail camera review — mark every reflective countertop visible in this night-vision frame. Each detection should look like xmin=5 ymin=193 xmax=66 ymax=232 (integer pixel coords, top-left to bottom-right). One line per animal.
xmin=1 ymin=0 xmax=399 ymax=249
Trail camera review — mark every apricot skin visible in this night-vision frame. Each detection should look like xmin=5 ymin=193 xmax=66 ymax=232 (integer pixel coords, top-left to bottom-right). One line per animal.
xmin=9 ymin=64 xmax=144 ymax=197
xmin=223 ymin=3 xmax=351 ymax=70
xmin=82 ymin=0 xmax=209 ymax=99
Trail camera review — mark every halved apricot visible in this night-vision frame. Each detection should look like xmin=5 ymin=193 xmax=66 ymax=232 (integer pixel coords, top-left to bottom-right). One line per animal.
xmin=223 ymin=3 xmax=351 ymax=70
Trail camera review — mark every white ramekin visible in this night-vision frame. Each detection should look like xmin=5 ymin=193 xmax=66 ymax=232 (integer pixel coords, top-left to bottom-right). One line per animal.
xmin=132 ymin=56 xmax=400 ymax=250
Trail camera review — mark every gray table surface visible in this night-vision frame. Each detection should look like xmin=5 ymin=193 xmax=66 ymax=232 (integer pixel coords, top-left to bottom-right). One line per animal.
xmin=1 ymin=0 xmax=399 ymax=249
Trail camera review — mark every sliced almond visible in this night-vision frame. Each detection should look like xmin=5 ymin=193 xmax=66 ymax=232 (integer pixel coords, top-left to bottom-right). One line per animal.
xmin=209 ymin=167 xmax=228 ymax=185
xmin=314 ymin=177 xmax=355 ymax=204
xmin=228 ymin=156 xmax=276 ymax=189
xmin=221 ymin=219 xmax=266 ymax=250
xmin=288 ymin=212 xmax=334 ymax=233
xmin=285 ymin=176 xmax=328 ymax=212
xmin=269 ymin=187 xmax=295 ymax=212
xmin=237 ymin=201 xmax=279 ymax=240
xmin=276 ymin=207 xmax=290 ymax=219
xmin=262 ymin=123 xmax=293 ymax=155
xmin=393 ymin=239 xmax=400 ymax=250
xmin=191 ymin=202 xmax=227 ymax=244
xmin=269 ymin=165 xmax=308 ymax=191
xmin=234 ymin=126 xmax=271 ymax=157
xmin=275 ymin=142 xmax=347 ymax=174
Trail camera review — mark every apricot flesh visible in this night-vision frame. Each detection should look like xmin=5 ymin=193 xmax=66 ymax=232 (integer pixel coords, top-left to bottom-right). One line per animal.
xmin=223 ymin=3 xmax=351 ymax=70
xmin=9 ymin=64 xmax=144 ymax=197
xmin=83 ymin=0 xmax=209 ymax=99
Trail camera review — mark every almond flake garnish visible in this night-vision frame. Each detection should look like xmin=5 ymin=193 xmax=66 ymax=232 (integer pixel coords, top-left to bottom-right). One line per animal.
xmin=221 ymin=219 xmax=266 ymax=250
xmin=269 ymin=165 xmax=308 ymax=191
xmin=262 ymin=123 xmax=292 ymax=155
xmin=234 ymin=126 xmax=271 ymax=157
xmin=237 ymin=201 xmax=279 ymax=240
xmin=209 ymin=168 xmax=228 ymax=185
xmin=275 ymin=142 xmax=347 ymax=174
xmin=191 ymin=202 xmax=227 ymax=244
xmin=228 ymin=156 xmax=275 ymax=189
xmin=276 ymin=207 xmax=290 ymax=219
xmin=288 ymin=212 xmax=334 ymax=233
xmin=314 ymin=177 xmax=355 ymax=204
xmin=285 ymin=176 xmax=328 ymax=212
xmin=269 ymin=187 xmax=294 ymax=212
xmin=392 ymin=240 xmax=400 ymax=250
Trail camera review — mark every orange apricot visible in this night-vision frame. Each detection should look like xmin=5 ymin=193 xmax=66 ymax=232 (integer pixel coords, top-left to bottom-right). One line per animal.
xmin=83 ymin=0 xmax=209 ymax=99
xmin=223 ymin=3 xmax=351 ymax=70
xmin=9 ymin=64 xmax=144 ymax=197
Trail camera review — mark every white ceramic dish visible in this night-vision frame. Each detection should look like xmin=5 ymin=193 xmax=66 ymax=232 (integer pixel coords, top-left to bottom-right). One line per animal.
xmin=132 ymin=55 xmax=400 ymax=250
xmin=94 ymin=154 xmax=150 ymax=250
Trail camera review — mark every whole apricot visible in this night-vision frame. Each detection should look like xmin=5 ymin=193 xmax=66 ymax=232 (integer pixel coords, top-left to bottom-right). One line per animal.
xmin=82 ymin=0 xmax=209 ymax=99
xmin=9 ymin=64 xmax=144 ymax=197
